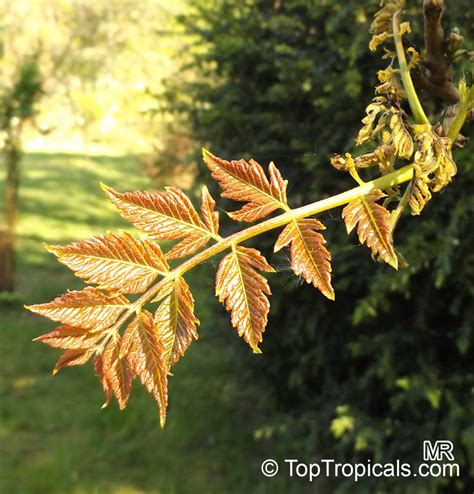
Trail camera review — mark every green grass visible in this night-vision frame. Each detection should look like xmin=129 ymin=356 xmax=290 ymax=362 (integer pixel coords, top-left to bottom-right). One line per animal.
xmin=0 ymin=152 xmax=294 ymax=494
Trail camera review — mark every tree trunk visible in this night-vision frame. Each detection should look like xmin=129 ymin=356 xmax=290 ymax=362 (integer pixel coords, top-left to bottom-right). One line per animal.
xmin=0 ymin=139 xmax=20 ymax=292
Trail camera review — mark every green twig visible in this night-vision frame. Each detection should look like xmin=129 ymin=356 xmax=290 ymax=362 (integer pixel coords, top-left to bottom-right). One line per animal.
xmin=390 ymin=182 xmax=412 ymax=228
xmin=393 ymin=12 xmax=431 ymax=125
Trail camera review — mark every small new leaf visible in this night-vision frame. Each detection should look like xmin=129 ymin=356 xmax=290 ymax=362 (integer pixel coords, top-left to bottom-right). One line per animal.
xmin=216 ymin=246 xmax=274 ymax=353
xmin=200 ymin=186 xmax=220 ymax=235
xmin=274 ymin=219 xmax=334 ymax=300
xmin=342 ymin=190 xmax=398 ymax=269
xmin=409 ymin=165 xmax=432 ymax=215
xmin=356 ymin=98 xmax=389 ymax=145
xmin=46 ymin=231 xmax=169 ymax=294
xmin=27 ymin=287 xmax=129 ymax=330
xmin=390 ymin=112 xmax=414 ymax=159
xmin=409 ymin=129 xmax=457 ymax=214
xmin=369 ymin=32 xmax=392 ymax=52
xmin=371 ymin=0 xmax=405 ymax=36
xmin=202 ymin=148 xmax=288 ymax=222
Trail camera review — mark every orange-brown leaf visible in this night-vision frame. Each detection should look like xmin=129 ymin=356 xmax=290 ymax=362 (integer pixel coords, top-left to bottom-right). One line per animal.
xmin=200 ymin=185 xmax=219 ymax=235
xmin=121 ymin=311 xmax=168 ymax=427
xmin=202 ymin=149 xmax=288 ymax=222
xmin=102 ymin=184 xmax=214 ymax=259
xmin=34 ymin=324 xmax=105 ymax=349
xmin=27 ymin=287 xmax=129 ymax=330
xmin=274 ymin=219 xmax=334 ymax=300
xmin=45 ymin=232 xmax=169 ymax=294
xmin=164 ymin=234 xmax=211 ymax=261
xmin=215 ymin=246 xmax=274 ymax=353
xmin=96 ymin=337 xmax=133 ymax=410
xmin=53 ymin=348 xmax=94 ymax=375
xmin=342 ymin=190 xmax=398 ymax=269
xmin=154 ymin=277 xmax=199 ymax=370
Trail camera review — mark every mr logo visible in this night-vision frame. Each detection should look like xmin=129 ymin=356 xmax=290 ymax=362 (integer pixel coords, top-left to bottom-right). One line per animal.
xmin=423 ymin=441 xmax=455 ymax=461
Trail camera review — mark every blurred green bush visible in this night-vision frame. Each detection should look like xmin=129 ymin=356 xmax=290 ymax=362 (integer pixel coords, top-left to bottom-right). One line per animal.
xmin=163 ymin=1 xmax=474 ymax=491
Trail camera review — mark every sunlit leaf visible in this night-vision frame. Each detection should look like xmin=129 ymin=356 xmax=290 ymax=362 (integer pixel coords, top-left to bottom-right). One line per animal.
xmin=203 ymin=149 xmax=288 ymax=222
xmin=27 ymin=287 xmax=129 ymax=330
xmin=33 ymin=324 xmax=104 ymax=349
xmin=342 ymin=190 xmax=398 ymax=269
xmin=200 ymin=185 xmax=220 ymax=235
xmin=275 ymin=218 xmax=334 ymax=300
xmin=216 ymin=246 xmax=274 ymax=353
xmin=154 ymin=277 xmax=199 ymax=370
xmin=53 ymin=348 xmax=95 ymax=375
xmin=96 ymin=337 xmax=133 ymax=410
xmin=46 ymin=231 xmax=169 ymax=294
xmin=102 ymin=184 xmax=214 ymax=259
xmin=121 ymin=311 xmax=168 ymax=427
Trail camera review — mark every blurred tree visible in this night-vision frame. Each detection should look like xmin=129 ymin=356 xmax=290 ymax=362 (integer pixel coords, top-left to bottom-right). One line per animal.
xmin=0 ymin=0 xmax=185 ymax=291
xmin=0 ymin=0 xmax=46 ymax=292
xmin=0 ymin=56 xmax=42 ymax=292
xmin=163 ymin=0 xmax=474 ymax=491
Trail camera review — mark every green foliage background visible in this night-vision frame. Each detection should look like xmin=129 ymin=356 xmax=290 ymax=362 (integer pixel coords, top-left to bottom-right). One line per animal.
xmin=164 ymin=0 xmax=474 ymax=492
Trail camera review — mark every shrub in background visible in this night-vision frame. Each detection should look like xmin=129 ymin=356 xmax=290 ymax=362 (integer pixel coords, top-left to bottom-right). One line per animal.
xmin=165 ymin=1 xmax=473 ymax=491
